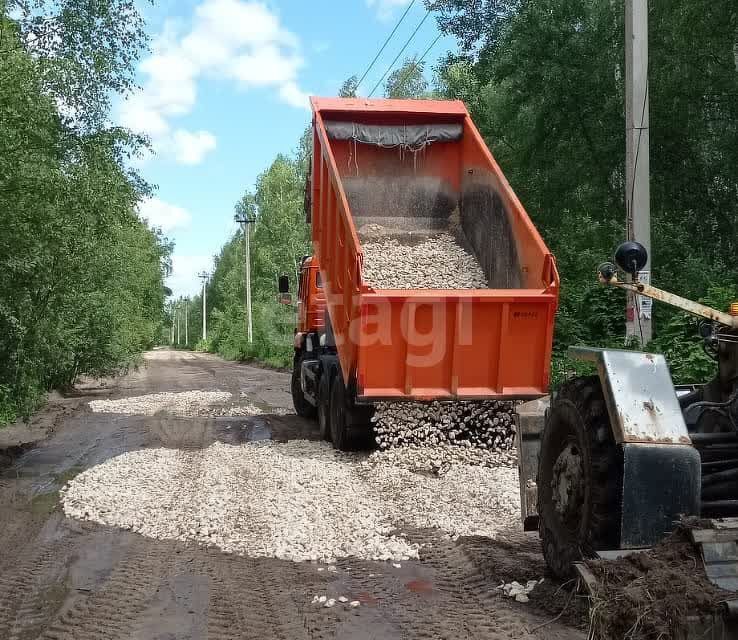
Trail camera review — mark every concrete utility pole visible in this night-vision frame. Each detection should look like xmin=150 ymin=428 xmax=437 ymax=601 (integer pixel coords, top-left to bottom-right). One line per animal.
xmin=625 ymin=0 xmax=652 ymax=345
xmin=198 ymin=272 xmax=209 ymax=341
xmin=184 ymin=298 xmax=189 ymax=346
xmin=176 ymin=304 xmax=181 ymax=346
xmin=234 ymin=213 xmax=255 ymax=343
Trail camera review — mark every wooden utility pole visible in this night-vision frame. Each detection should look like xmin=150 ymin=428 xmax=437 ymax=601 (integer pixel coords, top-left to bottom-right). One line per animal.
xmin=198 ymin=272 xmax=209 ymax=341
xmin=234 ymin=214 xmax=254 ymax=343
xmin=625 ymin=0 xmax=652 ymax=345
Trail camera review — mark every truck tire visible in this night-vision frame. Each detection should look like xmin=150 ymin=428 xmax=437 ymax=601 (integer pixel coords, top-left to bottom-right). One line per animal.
xmin=317 ymin=367 xmax=332 ymax=441
xmin=537 ymin=376 xmax=622 ymax=579
xmin=330 ymin=373 xmax=357 ymax=451
xmin=291 ymin=352 xmax=317 ymax=419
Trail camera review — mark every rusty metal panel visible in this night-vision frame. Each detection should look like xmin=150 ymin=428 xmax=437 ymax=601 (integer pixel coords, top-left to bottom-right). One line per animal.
xmin=515 ymin=398 xmax=549 ymax=529
xmin=570 ymin=346 xmax=689 ymax=444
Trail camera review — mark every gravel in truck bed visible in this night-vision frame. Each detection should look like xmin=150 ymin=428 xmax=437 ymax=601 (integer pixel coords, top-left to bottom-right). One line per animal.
xmin=361 ymin=232 xmax=487 ymax=290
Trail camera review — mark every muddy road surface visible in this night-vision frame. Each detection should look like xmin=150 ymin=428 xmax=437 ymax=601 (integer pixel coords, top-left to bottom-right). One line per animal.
xmin=0 ymin=350 xmax=585 ymax=640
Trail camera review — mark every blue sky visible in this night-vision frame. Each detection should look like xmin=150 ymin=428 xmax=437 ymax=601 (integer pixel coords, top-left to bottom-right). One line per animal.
xmin=121 ymin=0 xmax=457 ymax=297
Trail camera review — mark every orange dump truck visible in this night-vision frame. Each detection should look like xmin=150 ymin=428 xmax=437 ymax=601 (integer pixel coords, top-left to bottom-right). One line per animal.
xmin=282 ymin=97 xmax=559 ymax=450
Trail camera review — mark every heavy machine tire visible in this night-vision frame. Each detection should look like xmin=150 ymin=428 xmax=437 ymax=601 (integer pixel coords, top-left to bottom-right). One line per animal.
xmin=291 ymin=352 xmax=317 ymax=419
xmin=317 ymin=367 xmax=332 ymax=441
xmin=330 ymin=373 xmax=357 ymax=451
xmin=537 ymin=376 xmax=622 ymax=579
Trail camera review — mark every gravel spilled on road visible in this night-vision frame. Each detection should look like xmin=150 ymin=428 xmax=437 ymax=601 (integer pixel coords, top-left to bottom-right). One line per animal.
xmin=61 ymin=439 xmax=519 ymax=564
xmin=88 ymin=391 xmax=263 ymax=417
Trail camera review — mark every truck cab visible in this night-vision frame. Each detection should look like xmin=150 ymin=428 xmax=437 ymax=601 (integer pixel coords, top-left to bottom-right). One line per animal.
xmin=296 ymin=256 xmax=325 ymax=337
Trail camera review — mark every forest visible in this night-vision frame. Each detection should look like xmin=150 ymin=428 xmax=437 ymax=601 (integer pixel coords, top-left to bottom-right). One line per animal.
xmin=0 ymin=0 xmax=171 ymax=424
xmin=178 ymin=0 xmax=737 ymax=386
xmin=3 ymin=0 xmax=736 ymax=427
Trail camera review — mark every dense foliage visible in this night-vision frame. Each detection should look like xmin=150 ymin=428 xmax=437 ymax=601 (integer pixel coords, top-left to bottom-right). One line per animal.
xmin=0 ymin=2 xmax=171 ymax=423
xmin=176 ymin=138 xmax=311 ymax=368
xmin=430 ymin=0 xmax=738 ymax=383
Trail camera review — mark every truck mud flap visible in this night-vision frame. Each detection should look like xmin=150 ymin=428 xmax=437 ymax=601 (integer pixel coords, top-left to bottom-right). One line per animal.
xmin=621 ymin=443 xmax=701 ymax=548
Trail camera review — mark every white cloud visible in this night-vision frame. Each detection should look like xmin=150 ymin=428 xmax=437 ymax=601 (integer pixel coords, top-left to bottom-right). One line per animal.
xmin=168 ymin=254 xmax=214 ymax=298
xmin=138 ymin=197 xmax=192 ymax=232
xmin=278 ymin=82 xmax=310 ymax=110
xmin=229 ymin=45 xmax=303 ymax=87
xmin=169 ymin=130 xmax=217 ymax=165
xmin=119 ymin=0 xmax=310 ymax=163
xmin=366 ymin=0 xmax=410 ymax=20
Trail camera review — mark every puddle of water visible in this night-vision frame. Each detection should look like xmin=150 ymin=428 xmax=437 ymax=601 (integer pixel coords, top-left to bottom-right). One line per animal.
xmin=55 ymin=465 xmax=84 ymax=486
xmin=213 ymin=417 xmax=272 ymax=444
xmin=147 ymin=414 xmax=274 ymax=450
xmin=31 ymin=491 xmax=59 ymax=515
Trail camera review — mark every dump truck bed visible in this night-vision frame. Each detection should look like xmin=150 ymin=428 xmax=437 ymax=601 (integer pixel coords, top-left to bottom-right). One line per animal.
xmin=309 ymin=97 xmax=559 ymax=400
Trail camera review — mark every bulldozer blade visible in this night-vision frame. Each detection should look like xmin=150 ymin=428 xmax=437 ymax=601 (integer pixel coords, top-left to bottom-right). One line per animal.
xmin=690 ymin=520 xmax=738 ymax=592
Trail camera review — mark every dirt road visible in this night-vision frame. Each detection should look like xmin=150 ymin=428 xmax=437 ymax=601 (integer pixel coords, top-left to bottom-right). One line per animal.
xmin=0 ymin=350 xmax=585 ymax=640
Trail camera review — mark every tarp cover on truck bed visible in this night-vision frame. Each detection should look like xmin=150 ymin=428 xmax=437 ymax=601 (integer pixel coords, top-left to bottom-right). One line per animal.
xmin=324 ymin=121 xmax=463 ymax=149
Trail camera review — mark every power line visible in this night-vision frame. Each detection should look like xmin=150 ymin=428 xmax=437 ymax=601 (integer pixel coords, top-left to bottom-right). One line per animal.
xmin=355 ymin=0 xmax=416 ymax=92
xmin=368 ymin=10 xmax=432 ymax=98
xmin=390 ymin=31 xmax=443 ymax=97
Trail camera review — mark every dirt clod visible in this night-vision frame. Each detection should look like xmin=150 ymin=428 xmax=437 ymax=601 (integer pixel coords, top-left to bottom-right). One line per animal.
xmin=587 ymin=530 xmax=733 ymax=639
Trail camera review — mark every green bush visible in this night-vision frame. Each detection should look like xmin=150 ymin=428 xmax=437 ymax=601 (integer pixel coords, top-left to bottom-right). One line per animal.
xmin=648 ymin=286 xmax=738 ymax=385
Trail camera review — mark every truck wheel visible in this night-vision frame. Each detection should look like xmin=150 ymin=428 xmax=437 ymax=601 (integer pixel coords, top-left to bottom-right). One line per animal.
xmin=317 ymin=367 xmax=332 ymax=441
xmin=537 ymin=376 xmax=622 ymax=579
xmin=330 ymin=373 xmax=356 ymax=451
xmin=291 ymin=352 xmax=317 ymax=419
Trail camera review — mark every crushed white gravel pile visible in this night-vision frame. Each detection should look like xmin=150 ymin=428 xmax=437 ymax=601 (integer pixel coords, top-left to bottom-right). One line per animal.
xmin=361 ymin=233 xmax=487 ymax=290
xmin=88 ymin=391 xmax=263 ymax=417
xmin=207 ymin=404 xmax=265 ymax=417
xmin=367 ymin=443 xmax=516 ymax=473
xmin=62 ymin=440 xmax=520 ymax=563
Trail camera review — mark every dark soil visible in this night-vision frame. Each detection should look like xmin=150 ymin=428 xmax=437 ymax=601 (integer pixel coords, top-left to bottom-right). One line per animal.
xmin=586 ymin=529 xmax=734 ymax=639
xmin=457 ymin=534 xmax=591 ymax=629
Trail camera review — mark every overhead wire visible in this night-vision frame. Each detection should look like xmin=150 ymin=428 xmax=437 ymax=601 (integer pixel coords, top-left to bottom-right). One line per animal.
xmin=368 ymin=9 xmax=432 ymax=98
xmin=627 ymin=80 xmax=649 ymax=241
xmin=354 ymin=0 xmax=416 ymax=93
xmin=389 ymin=31 xmax=443 ymax=97
xmin=628 ymin=80 xmax=649 ymax=346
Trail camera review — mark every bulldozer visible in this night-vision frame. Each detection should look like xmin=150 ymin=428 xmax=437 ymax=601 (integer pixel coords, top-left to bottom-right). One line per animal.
xmin=519 ymin=240 xmax=738 ymax=631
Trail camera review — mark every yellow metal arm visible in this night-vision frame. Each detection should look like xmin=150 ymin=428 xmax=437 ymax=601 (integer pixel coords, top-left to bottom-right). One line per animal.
xmin=600 ymin=274 xmax=738 ymax=329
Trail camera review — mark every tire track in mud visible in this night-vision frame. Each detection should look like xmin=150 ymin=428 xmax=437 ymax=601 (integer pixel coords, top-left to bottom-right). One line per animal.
xmin=296 ymin=544 xmax=528 ymax=640
xmin=421 ymin=537 xmax=534 ymax=639
xmin=0 ymin=536 xmax=73 ymax=640
xmin=198 ymin=553 xmax=313 ymax=640
xmin=38 ymin=542 xmax=169 ymax=640
xmin=36 ymin=418 xmax=209 ymax=640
